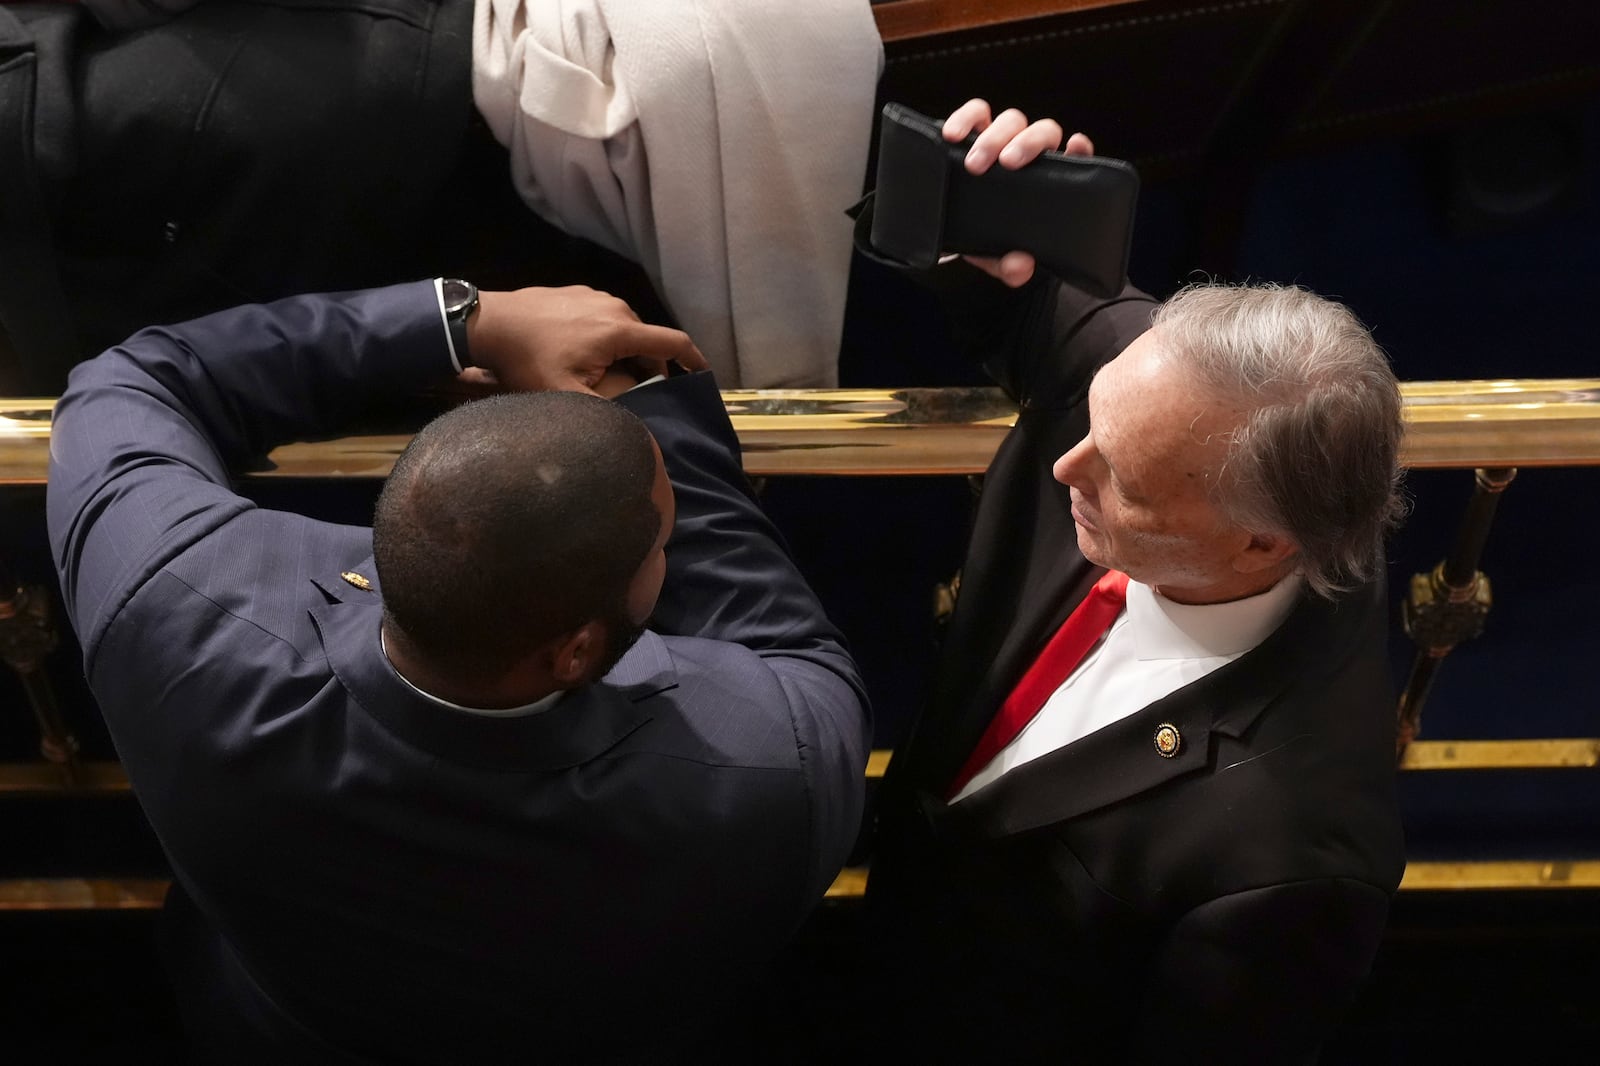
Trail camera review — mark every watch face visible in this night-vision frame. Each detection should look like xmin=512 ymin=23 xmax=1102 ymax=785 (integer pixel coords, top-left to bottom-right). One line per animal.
xmin=442 ymin=278 xmax=475 ymax=316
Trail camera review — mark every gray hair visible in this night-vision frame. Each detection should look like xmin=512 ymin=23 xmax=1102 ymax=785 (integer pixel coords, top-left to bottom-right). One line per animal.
xmin=1151 ymin=282 xmax=1406 ymax=599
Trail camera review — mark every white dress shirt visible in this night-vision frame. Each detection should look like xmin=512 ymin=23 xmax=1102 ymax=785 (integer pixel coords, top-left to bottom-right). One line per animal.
xmin=952 ymin=574 xmax=1303 ymax=802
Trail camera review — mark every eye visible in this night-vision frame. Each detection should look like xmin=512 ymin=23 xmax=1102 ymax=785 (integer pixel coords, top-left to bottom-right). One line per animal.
xmin=1106 ymin=468 xmax=1144 ymax=504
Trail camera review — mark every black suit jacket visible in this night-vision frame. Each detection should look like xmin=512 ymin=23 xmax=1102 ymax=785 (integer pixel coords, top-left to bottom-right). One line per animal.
xmin=870 ymin=269 xmax=1405 ymax=1064
xmin=47 ymin=282 xmax=871 ymax=1063
xmin=0 ymin=0 xmax=475 ymax=393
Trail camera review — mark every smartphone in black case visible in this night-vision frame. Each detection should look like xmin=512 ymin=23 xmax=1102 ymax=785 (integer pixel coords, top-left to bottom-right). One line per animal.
xmin=869 ymin=103 xmax=1140 ymax=297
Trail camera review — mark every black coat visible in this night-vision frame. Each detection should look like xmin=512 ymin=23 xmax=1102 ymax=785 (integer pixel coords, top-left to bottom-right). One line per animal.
xmin=870 ymin=268 xmax=1405 ymax=1064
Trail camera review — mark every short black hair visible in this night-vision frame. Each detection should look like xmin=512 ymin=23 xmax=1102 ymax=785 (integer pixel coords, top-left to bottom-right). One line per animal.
xmin=373 ymin=392 xmax=660 ymax=675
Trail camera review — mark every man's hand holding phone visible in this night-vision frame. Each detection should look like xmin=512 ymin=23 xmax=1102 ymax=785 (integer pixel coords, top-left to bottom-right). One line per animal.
xmin=940 ymin=99 xmax=1097 ymax=288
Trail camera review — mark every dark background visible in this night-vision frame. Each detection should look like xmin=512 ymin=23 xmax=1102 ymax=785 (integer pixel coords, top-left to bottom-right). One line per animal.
xmin=4 ymin=0 xmax=1600 ymax=1058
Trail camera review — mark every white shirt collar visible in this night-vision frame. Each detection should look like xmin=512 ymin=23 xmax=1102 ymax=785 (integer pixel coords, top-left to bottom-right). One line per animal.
xmin=1123 ymin=573 xmax=1303 ymax=662
xmin=381 ymin=632 xmax=563 ymax=718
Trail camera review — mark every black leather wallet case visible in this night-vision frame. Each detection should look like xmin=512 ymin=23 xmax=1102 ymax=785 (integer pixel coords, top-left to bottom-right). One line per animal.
xmin=869 ymin=102 xmax=1140 ymax=296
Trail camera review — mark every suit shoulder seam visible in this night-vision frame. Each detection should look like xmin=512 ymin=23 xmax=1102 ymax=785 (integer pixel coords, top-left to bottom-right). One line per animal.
xmin=145 ymin=567 xmax=316 ymax=664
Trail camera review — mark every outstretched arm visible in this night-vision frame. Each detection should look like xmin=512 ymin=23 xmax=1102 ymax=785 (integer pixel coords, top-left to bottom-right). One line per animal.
xmin=48 ymin=282 xmax=451 ymax=659
xmin=49 ymin=279 xmax=703 ymax=661
xmin=619 ymin=373 xmax=871 ymax=898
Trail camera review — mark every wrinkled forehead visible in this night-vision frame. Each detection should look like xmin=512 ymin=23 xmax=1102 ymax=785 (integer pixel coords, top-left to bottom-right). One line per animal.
xmin=1090 ymin=331 xmax=1243 ymax=481
xmin=1088 ymin=329 xmax=1194 ymax=426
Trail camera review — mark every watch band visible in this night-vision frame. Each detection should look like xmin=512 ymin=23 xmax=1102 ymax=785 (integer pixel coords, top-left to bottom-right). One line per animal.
xmin=440 ymin=278 xmax=479 ymax=370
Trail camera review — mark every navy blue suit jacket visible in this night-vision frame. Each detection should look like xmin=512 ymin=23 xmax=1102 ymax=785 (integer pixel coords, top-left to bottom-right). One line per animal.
xmin=47 ymin=281 xmax=870 ymax=1063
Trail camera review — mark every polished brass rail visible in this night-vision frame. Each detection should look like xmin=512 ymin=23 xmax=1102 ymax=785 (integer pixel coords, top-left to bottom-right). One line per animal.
xmin=861 ymin=740 xmax=1600 ymax=780
xmin=822 ymin=860 xmax=1600 ymax=898
xmin=3 ymin=860 xmax=1597 ymax=911
xmin=0 ymin=878 xmax=169 ymax=910
xmin=3 ymin=739 xmax=1593 ymax=796
xmin=0 ymin=389 xmax=1020 ymax=482
xmin=0 ymin=761 xmax=130 ymax=793
xmin=1398 ymin=861 xmax=1600 ymax=891
xmin=6 ymin=743 xmax=1594 ymax=906
xmin=1399 ymin=739 xmax=1600 ymax=770
xmin=6 ymin=379 xmax=1600 ymax=483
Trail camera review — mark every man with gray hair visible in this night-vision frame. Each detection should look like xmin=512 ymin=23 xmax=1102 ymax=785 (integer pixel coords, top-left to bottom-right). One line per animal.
xmin=864 ymin=100 xmax=1407 ymax=1063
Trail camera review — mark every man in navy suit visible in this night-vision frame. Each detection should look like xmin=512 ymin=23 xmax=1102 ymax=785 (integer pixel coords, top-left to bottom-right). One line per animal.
xmin=862 ymin=101 xmax=1407 ymax=1063
xmin=48 ymin=279 xmax=871 ymax=1063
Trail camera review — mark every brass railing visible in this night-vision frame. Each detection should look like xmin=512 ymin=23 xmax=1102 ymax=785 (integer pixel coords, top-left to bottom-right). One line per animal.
xmin=5 ymin=857 xmax=1600 ymax=911
xmin=4 ymin=738 xmax=1591 ymax=798
xmin=6 ymin=378 xmax=1600 ymax=482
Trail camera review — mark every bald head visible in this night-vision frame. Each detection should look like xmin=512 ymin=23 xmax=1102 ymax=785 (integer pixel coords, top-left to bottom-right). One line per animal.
xmin=373 ymin=392 xmax=661 ymax=678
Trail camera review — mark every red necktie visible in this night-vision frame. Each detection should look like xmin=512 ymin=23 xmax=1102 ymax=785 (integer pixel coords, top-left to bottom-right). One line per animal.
xmin=947 ymin=569 xmax=1130 ymax=799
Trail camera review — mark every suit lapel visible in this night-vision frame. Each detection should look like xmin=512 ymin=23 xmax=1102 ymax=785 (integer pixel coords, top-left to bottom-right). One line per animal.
xmin=903 ymin=405 xmax=1100 ymax=793
xmin=963 ymin=558 xmax=1100 ymax=765
xmin=954 ymin=682 xmax=1223 ymax=837
xmin=909 ymin=557 xmax=1098 ymax=798
xmin=952 ymin=588 xmax=1353 ymax=839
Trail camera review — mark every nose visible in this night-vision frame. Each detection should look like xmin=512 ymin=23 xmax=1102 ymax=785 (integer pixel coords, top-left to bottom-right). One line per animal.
xmin=1053 ymin=434 xmax=1093 ymax=487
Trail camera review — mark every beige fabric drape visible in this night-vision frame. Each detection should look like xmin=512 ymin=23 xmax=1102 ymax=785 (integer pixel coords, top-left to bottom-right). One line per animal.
xmin=473 ymin=0 xmax=882 ymax=387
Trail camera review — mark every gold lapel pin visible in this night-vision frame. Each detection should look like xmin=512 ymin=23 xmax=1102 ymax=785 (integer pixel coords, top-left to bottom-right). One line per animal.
xmin=1153 ymin=724 xmax=1181 ymax=758
xmin=340 ymin=571 xmax=373 ymax=591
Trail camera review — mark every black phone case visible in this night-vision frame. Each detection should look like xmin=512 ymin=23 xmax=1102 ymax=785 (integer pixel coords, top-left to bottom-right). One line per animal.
xmin=869 ymin=102 xmax=1140 ymax=296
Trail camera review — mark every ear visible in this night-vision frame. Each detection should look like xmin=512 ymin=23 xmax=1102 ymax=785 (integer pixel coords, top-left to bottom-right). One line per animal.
xmin=547 ymin=621 xmax=606 ymax=687
xmin=1233 ymin=530 xmax=1299 ymax=575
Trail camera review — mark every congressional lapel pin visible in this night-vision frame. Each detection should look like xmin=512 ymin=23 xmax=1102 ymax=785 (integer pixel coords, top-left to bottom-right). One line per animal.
xmin=340 ymin=571 xmax=373 ymax=592
xmin=1153 ymin=723 xmax=1181 ymax=758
